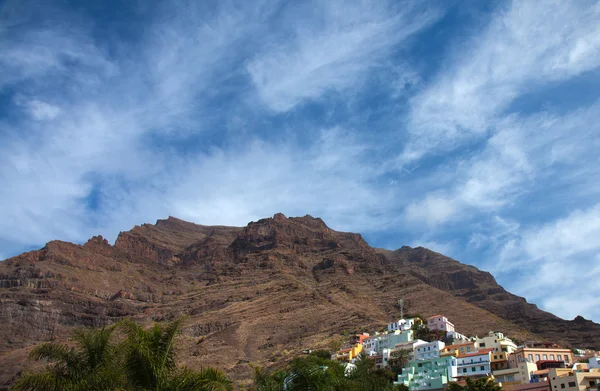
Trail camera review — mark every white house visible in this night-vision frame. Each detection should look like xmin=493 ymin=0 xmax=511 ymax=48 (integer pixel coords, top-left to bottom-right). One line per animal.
xmin=447 ymin=331 xmax=470 ymax=343
xmin=415 ymin=341 xmax=445 ymax=361
xmin=363 ymin=330 xmax=415 ymax=355
xmin=388 ymin=317 xmax=419 ymax=332
xmin=395 ymin=340 xmax=429 ymax=361
xmin=457 ymin=348 xmax=493 ymax=377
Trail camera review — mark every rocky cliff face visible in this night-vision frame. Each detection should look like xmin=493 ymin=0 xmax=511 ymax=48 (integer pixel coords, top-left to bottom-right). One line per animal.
xmin=0 ymin=214 xmax=598 ymax=389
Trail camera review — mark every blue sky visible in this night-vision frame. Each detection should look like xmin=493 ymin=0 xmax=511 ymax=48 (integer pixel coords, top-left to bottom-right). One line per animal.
xmin=1 ymin=0 xmax=600 ymax=322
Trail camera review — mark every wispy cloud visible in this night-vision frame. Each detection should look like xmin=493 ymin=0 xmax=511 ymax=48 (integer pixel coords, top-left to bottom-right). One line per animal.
xmin=247 ymin=0 xmax=441 ymax=112
xmin=494 ymin=203 xmax=600 ymax=320
xmin=402 ymin=0 xmax=600 ymax=163
xmin=0 ymin=0 xmax=409 ymax=251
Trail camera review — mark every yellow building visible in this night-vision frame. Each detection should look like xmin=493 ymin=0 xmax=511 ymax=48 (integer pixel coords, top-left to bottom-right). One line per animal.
xmin=333 ymin=343 xmax=364 ymax=362
xmin=441 ymin=341 xmax=477 ymax=356
xmin=477 ymin=331 xmax=517 ymax=370
xmin=548 ymin=365 xmax=600 ymax=391
xmin=494 ymin=361 xmax=539 ymax=387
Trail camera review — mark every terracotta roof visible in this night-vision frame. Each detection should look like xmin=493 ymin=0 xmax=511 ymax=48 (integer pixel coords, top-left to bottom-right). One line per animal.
xmin=533 ymin=370 xmax=550 ymax=375
xmin=445 ymin=342 xmax=475 ymax=348
xmin=428 ymin=315 xmax=443 ymax=319
xmin=458 ymin=348 xmax=494 ymax=358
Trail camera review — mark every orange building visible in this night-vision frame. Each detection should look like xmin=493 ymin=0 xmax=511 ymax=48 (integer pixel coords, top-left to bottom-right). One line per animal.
xmin=441 ymin=341 xmax=477 ymax=356
xmin=509 ymin=346 xmax=574 ymax=368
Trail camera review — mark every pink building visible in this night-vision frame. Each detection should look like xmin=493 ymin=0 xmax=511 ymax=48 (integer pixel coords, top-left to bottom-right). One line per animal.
xmin=427 ymin=315 xmax=455 ymax=332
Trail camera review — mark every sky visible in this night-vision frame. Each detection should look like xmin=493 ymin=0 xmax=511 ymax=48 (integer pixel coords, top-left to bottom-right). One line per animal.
xmin=1 ymin=0 xmax=600 ymax=323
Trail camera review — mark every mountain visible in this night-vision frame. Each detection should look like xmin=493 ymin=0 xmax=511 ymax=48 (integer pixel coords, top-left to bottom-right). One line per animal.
xmin=1 ymin=214 xmax=598 ymax=389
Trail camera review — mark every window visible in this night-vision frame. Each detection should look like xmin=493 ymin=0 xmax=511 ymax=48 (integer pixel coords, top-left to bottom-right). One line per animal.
xmin=568 ymin=382 xmax=576 ymax=387
xmin=550 ymin=355 xmax=555 ymax=360
xmin=565 ymin=356 xmax=570 ymax=362
xmin=528 ymin=354 xmax=533 ymax=361
xmin=481 ymin=366 xmax=485 ymax=371
xmin=467 ymin=347 xmax=471 ymax=352
xmin=561 ymin=384 xmax=565 ymax=389
xmin=472 ymin=367 xmax=476 ymax=372
xmin=463 ymin=368 xmax=467 ymax=373
xmin=518 ymin=355 xmax=523 ymax=362
xmin=494 ymin=356 xmax=498 ymax=359
xmin=558 ymin=355 xmax=562 ymax=361
xmin=536 ymin=355 xmax=540 ymax=361
xmin=543 ymin=354 xmax=548 ymax=360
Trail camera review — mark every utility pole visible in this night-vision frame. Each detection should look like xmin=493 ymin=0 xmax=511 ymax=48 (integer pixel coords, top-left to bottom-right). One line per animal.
xmin=398 ymin=298 xmax=404 ymax=320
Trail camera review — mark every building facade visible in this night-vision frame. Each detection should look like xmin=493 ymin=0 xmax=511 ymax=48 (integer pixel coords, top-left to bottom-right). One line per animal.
xmin=548 ymin=366 xmax=600 ymax=391
xmin=509 ymin=347 xmax=574 ymax=368
xmin=388 ymin=317 xmax=421 ymax=332
xmin=363 ymin=330 xmax=414 ymax=355
xmin=396 ymin=355 xmax=458 ymax=390
xmin=427 ymin=315 xmax=455 ymax=333
xmin=457 ymin=348 xmax=493 ymax=378
xmin=415 ymin=341 xmax=445 ymax=361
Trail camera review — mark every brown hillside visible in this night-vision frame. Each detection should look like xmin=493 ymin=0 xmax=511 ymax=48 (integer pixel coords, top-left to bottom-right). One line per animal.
xmin=0 ymin=214 xmax=598 ymax=389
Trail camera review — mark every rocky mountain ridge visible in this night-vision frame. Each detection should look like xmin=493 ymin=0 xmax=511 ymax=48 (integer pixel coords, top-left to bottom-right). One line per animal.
xmin=1 ymin=214 xmax=598 ymax=389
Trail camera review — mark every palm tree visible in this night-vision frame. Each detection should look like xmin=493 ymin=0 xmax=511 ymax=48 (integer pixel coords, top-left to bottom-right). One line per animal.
xmin=119 ymin=318 xmax=232 ymax=391
xmin=251 ymin=366 xmax=287 ymax=391
xmin=337 ymin=353 xmax=399 ymax=391
xmin=387 ymin=349 xmax=411 ymax=377
xmin=10 ymin=325 xmax=123 ymax=391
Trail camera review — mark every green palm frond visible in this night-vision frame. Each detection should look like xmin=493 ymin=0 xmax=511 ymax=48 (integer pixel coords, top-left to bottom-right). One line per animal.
xmin=170 ymin=367 xmax=233 ymax=391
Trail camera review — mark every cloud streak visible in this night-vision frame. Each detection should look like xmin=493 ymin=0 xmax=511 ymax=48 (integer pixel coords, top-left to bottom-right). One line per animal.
xmin=247 ymin=0 xmax=441 ymax=111
xmin=402 ymin=0 xmax=600 ymax=163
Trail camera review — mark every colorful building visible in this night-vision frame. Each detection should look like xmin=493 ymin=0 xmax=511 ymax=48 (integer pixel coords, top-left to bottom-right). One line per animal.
xmin=509 ymin=346 xmax=574 ymax=368
xmin=493 ymin=360 xmax=539 ymax=387
xmin=396 ymin=355 xmax=458 ymax=390
xmin=363 ymin=330 xmax=415 ymax=355
xmin=547 ymin=365 xmax=600 ymax=391
xmin=415 ymin=341 xmax=445 ymax=361
xmin=388 ymin=317 xmax=422 ymax=332
xmin=333 ymin=342 xmax=364 ymax=362
xmin=442 ymin=342 xmax=477 ymax=356
xmin=448 ymin=331 xmax=470 ymax=343
xmin=427 ymin=315 xmax=455 ymax=333
xmin=457 ymin=348 xmax=494 ymax=378
xmin=395 ymin=339 xmax=429 ymax=361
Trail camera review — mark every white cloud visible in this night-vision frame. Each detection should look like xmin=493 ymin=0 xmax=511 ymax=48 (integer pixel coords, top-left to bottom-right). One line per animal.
xmin=402 ymin=0 xmax=600 ymax=162
xmin=404 ymin=194 xmax=457 ymax=227
xmin=0 ymin=1 xmax=410 ymax=249
xmin=157 ymin=127 xmax=397 ymax=235
xmin=494 ymin=204 xmax=600 ymax=320
xmin=14 ymin=99 xmax=61 ymax=120
xmin=247 ymin=0 xmax=441 ymax=112
xmin=0 ymin=2 xmax=266 ymax=246
xmin=403 ymin=102 xmax=600 ymax=229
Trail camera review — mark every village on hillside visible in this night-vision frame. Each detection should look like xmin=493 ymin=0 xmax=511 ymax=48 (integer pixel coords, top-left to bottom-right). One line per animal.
xmin=332 ymin=313 xmax=600 ymax=391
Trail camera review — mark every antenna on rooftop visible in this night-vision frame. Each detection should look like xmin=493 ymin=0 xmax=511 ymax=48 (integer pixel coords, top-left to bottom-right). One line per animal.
xmin=398 ymin=298 xmax=405 ymax=320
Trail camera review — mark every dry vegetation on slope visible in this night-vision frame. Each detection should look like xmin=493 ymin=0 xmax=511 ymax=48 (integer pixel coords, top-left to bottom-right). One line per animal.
xmin=1 ymin=214 xmax=598 ymax=389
